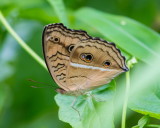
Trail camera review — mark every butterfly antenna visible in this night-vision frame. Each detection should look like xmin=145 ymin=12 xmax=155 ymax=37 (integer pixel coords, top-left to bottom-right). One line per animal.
xmin=28 ymin=79 xmax=52 ymax=85
xmin=30 ymin=86 xmax=55 ymax=89
xmin=27 ymin=79 xmax=57 ymax=89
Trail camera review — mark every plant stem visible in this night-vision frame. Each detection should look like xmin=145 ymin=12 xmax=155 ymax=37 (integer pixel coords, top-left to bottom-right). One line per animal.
xmin=146 ymin=124 xmax=160 ymax=128
xmin=0 ymin=11 xmax=47 ymax=70
xmin=121 ymin=66 xmax=130 ymax=128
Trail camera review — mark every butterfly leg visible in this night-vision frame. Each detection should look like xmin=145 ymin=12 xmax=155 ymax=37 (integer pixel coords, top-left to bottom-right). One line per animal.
xmin=71 ymin=97 xmax=81 ymax=120
xmin=56 ymin=88 xmax=67 ymax=94
xmin=89 ymin=93 xmax=106 ymax=102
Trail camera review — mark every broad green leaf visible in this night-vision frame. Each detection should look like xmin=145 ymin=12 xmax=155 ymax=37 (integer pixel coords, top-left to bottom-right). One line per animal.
xmin=75 ymin=7 xmax=160 ymax=64
xmin=55 ymin=84 xmax=115 ymax=128
xmin=19 ymin=8 xmax=58 ymax=23
xmin=126 ymin=56 xmax=160 ymax=120
xmin=47 ymin=0 xmax=69 ymax=26
xmin=129 ymin=92 xmax=160 ymax=120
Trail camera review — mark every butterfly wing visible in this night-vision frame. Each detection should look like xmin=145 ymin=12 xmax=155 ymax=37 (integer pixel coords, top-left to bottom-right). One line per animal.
xmin=66 ymin=38 xmax=128 ymax=91
xmin=42 ymin=23 xmax=90 ymax=91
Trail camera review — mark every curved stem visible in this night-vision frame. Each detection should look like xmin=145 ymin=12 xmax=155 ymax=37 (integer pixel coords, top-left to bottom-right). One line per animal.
xmin=0 ymin=11 xmax=47 ymax=70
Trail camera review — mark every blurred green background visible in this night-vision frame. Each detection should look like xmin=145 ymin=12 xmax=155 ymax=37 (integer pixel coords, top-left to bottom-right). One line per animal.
xmin=0 ymin=0 xmax=160 ymax=128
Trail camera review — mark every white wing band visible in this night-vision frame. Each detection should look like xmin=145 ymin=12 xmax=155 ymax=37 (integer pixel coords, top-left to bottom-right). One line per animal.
xmin=70 ymin=62 xmax=117 ymax=71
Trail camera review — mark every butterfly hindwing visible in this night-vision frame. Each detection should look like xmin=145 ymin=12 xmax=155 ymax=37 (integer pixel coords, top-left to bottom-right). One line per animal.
xmin=66 ymin=38 xmax=128 ymax=91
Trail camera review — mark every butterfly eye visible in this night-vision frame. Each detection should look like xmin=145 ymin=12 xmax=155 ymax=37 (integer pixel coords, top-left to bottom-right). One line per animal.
xmin=49 ymin=36 xmax=60 ymax=43
xmin=68 ymin=44 xmax=74 ymax=52
xmin=80 ymin=53 xmax=93 ymax=63
xmin=103 ymin=60 xmax=111 ymax=68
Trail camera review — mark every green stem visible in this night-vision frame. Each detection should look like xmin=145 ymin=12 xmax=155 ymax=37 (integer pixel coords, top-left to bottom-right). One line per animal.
xmin=0 ymin=11 xmax=47 ymax=70
xmin=121 ymin=65 xmax=130 ymax=128
xmin=146 ymin=124 xmax=160 ymax=128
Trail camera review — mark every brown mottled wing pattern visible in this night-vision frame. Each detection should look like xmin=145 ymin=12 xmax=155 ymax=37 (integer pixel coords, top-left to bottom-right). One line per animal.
xmin=66 ymin=38 xmax=128 ymax=92
xmin=42 ymin=23 xmax=90 ymax=91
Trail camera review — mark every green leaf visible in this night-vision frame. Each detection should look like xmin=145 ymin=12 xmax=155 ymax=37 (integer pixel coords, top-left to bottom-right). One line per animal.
xmin=55 ymin=84 xmax=115 ymax=128
xmin=47 ymin=0 xmax=69 ymax=26
xmin=138 ymin=115 xmax=150 ymax=128
xmin=19 ymin=8 xmax=58 ymax=23
xmin=75 ymin=7 xmax=160 ymax=63
xmin=129 ymin=92 xmax=160 ymax=120
xmin=132 ymin=115 xmax=155 ymax=128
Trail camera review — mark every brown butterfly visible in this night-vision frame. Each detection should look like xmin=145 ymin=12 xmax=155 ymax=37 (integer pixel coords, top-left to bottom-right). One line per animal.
xmin=42 ymin=23 xmax=128 ymax=96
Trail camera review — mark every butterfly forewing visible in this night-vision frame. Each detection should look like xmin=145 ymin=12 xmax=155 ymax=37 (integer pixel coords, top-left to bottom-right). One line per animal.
xmin=42 ymin=23 xmax=90 ymax=91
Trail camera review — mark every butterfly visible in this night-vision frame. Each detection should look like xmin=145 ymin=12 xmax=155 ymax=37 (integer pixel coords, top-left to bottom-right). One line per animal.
xmin=42 ymin=23 xmax=128 ymax=96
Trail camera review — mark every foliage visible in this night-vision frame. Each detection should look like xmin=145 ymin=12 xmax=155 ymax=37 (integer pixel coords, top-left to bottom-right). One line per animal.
xmin=132 ymin=115 xmax=150 ymax=128
xmin=55 ymin=84 xmax=115 ymax=128
xmin=0 ymin=0 xmax=160 ymax=128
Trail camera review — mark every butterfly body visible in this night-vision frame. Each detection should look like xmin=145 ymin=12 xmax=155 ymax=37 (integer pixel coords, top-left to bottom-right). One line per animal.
xmin=42 ymin=23 xmax=128 ymax=96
